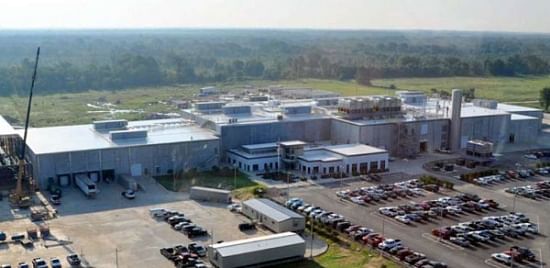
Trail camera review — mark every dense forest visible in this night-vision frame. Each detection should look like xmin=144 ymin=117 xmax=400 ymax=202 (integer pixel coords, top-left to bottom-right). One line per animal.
xmin=1 ymin=29 xmax=550 ymax=95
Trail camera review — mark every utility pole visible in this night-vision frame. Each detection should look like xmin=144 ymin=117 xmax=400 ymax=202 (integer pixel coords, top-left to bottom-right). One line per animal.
xmin=233 ymin=165 xmax=237 ymax=190
xmin=310 ymin=216 xmax=314 ymax=259
xmin=115 ymin=247 xmax=119 ymax=268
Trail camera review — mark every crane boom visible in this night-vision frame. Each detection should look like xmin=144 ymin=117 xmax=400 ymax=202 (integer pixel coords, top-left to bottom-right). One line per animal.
xmin=13 ymin=47 xmax=40 ymax=207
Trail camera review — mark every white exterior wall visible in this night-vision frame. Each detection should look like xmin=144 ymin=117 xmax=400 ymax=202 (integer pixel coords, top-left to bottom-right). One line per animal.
xmin=298 ymin=152 xmax=389 ymax=176
xmin=227 ymin=152 xmax=279 ymax=173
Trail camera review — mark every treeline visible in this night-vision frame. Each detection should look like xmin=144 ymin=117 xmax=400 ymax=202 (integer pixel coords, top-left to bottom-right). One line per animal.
xmin=1 ymin=29 xmax=550 ymax=95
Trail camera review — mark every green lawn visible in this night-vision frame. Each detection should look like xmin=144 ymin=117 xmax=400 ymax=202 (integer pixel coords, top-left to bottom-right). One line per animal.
xmin=0 ymin=85 xmax=197 ymax=127
xmin=273 ymin=239 xmax=398 ymax=268
xmin=372 ymin=76 xmax=550 ymax=103
xmin=153 ymin=169 xmax=258 ymax=192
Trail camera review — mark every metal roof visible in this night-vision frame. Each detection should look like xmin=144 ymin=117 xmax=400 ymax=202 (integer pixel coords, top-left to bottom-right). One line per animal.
xmin=510 ymin=114 xmax=539 ymax=121
xmin=279 ymin=140 xmax=307 ymax=147
xmin=210 ymin=232 xmax=305 ymax=257
xmin=299 ymin=149 xmax=343 ymax=162
xmin=460 ymin=105 xmax=510 ymax=118
xmin=18 ymin=118 xmax=219 ymax=155
xmin=0 ymin=115 xmax=17 ymax=136
xmin=325 ymin=144 xmax=387 ymax=156
xmin=497 ymin=103 xmax=542 ymax=113
xmin=243 ymin=198 xmax=304 ymax=222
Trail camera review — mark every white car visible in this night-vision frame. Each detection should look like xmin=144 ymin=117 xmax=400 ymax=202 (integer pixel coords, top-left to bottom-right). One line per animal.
xmin=514 ymin=223 xmax=538 ymax=233
xmin=378 ymin=239 xmax=402 ymax=250
xmin=409 ymin=188 xmax=424 ymax=196
xmin=395 ymin=215 xmax=411 ymax=224
xmin=350 ymin=197 xmax=366 ymax=205
xmin=524 ymin=154 xmax=538 ymax=160
xmin=446 ymin=206 xmax=462 ymax=214
xmin=491 ymin=253 xmax=512 ymax=265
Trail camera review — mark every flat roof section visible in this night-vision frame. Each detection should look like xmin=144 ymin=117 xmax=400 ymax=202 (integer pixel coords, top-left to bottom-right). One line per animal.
xmin=460 ymin=105 xmax=510 ymax=118
xmin=326 ymin=144 xmax=387 ymax=156
xmin=243 ymin=198 xmax=304 ymax=222
xmin=211 ymin=232 xmax=305 ymax=257
xmin=241 ymin=142 xmax=278 ymax=151
xmin=19 ymin=118 xmax=219 ymax=155
xmin=279 ymin=140 xmax=307 ymax=147
xmin=299 ymin=149 xmax=343 ymax=162
xmin=497 ymin=103 xmax=542 ymax=113
xmin=0 ymin=115 xmax=16 ymax=136
xmin=510 ymin=114 xmax=540 ymax=121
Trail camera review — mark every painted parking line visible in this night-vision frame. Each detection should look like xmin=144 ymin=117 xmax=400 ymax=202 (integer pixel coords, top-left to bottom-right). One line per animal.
xmin=484 ymin=258 xmax=513 ymax=268
xmin=369 ymin=211 xmax=412 ymax=227
xmin=421 ymin=233 xmax=464 ymax=251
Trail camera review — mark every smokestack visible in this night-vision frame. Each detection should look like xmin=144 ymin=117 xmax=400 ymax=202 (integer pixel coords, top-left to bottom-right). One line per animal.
xmin=450 ymin=89 xmax=462 ymax=152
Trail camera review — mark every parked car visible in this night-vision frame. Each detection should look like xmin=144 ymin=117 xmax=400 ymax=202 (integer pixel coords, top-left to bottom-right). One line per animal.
xmin=378 ymin=239 xmax=402 ymax=251
xmin=188 ymin=243 xmax=207 ymax=257
xmin=491 ymin=253 xmax=512 ymax=265
xmin=31 ymin=258 xmax=47 ymax=268
xmin=18 ymin=263 xmax=29 ymax=268
xmin=187 ymin=227 xmax=208 ymax=238
xmin=66 ymin=254 xmax=81 ymax=266
xmin=121 ymin=189 xmax=136 ymax=199
xmin=238 ymin=222 xmax=256 ymax=231
xmin=50 ymin=258 xmax=62 ymax=268
xmin=50 ymin=194 xmax=61 ymax=205
xmin=450 ymin=236 xmax=470 ymax=247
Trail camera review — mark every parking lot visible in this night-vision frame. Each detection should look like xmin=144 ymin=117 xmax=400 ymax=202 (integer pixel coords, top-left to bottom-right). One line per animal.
xmin=275 ymin=172 xmax=549 ymax=268
xmin=0 ymin=176 xmax=271 ymax=268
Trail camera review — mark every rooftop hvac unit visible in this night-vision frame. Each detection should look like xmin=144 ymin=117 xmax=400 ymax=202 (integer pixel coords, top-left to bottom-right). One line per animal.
xmin=93 ymin=119 xmax=128 ymax=131
xmin=223 ymin=105 xmax=251 ymax=115
xmin=110 ymin=129 xmax=148 ymax=140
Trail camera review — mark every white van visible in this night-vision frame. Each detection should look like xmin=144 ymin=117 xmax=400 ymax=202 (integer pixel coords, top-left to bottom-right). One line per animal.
xmin=149 ymin=208 xmax=166 ymax=218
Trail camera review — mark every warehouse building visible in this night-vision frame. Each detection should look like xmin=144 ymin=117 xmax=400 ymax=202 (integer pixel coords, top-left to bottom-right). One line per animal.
xmin=208 ymin=232 xmax=306 ymax=268
xmin=242 ymin=198 xmax=305 ymax=233
xmin=18 ymin=118 xmax=219 ymax=189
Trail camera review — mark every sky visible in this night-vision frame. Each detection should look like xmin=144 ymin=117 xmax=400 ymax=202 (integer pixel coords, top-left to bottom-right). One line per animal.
xmin=0 ymin=0 xmax=549 ymax=33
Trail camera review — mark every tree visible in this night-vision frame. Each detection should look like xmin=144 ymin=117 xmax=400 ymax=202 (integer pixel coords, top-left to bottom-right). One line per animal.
xmin=540 ymin=87 xmax=550 ymax=111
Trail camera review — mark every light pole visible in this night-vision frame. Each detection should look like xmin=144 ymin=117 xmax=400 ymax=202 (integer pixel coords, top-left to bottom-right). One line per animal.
xmin=382 ymin=216 xmax=385 ymax=237
xmin=115 ymin=247 xmax=119 ymax=268
xmin=233 ymin=164 xmax=237 ymax=190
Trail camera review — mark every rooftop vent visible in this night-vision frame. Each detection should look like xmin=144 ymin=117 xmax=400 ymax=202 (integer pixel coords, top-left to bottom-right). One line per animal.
xmin=109 ymin=129 xmax=147 ymax=140
xmin=93 ymin=119 xmax=128 ymax=131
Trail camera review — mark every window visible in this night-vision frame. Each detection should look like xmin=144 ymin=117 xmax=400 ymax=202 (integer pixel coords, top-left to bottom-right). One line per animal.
xmin=155 ymin=166 xmax=161 ymax=174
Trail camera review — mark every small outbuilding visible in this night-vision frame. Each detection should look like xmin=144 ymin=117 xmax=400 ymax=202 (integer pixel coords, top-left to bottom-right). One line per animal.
xmin=190 ymin=186 xmax=231 ymax=204
xmin=208 ymin=232 xmax=305 ymax=268
xmin=241 ymin=198 xmax=305 ymax=233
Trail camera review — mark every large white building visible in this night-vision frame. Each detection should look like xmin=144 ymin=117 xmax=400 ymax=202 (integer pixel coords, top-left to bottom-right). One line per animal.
xmin=227 ymin=140 xmax=389 ymax=177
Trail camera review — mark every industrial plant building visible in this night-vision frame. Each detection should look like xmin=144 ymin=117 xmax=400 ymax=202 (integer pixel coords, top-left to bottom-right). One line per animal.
xmin=241 ymin=198 xmax=305 ymax=233
xmin=0 ymin=88 xmax=545 ymax=189
xmin=8 ymin=118 xmax=219 ymax=189
xmin=207 ymin=232 xmax=306 ymax=268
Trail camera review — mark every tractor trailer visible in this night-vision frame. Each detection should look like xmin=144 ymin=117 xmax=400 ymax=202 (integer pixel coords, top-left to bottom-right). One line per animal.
xmin=75 ymin=174 xmax=97 ymax=198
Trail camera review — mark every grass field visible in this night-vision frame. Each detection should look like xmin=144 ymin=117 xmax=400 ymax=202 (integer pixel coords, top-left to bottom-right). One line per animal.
xmin=154 ymin=169 xmax=257 ymax=192
xmin=274 ymin=238 xmax=398 ymax=268
xmin=1 ymin=76 xmax=547 ymax=127
xmin=0 ymin=85 xmax=197 ymax=127
xmin=372 ymin=76 xmax=550 ymax=103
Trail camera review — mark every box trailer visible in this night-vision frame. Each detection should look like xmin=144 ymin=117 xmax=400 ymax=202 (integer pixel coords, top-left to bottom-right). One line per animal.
xmin=75 ymin=174 xmax=97 ymax=198
xmin=190 ymin=186 xmax=231 ymax=204
xmin=117 ymin=174 xmax=139 ymax=191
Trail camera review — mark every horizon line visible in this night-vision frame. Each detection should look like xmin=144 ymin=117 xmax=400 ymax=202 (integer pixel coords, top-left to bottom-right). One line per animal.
xmin=0 ymin=26 xmax=549 ymax=35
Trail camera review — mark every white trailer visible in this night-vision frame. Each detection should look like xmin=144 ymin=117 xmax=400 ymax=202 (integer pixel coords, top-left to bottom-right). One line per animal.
xmin=75 ymin=174 xmax=97 ymax=198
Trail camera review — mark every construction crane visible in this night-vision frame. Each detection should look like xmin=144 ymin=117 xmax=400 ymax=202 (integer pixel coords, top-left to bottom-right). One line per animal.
xmin=10 ymin=47 xmax=40 ymax=208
